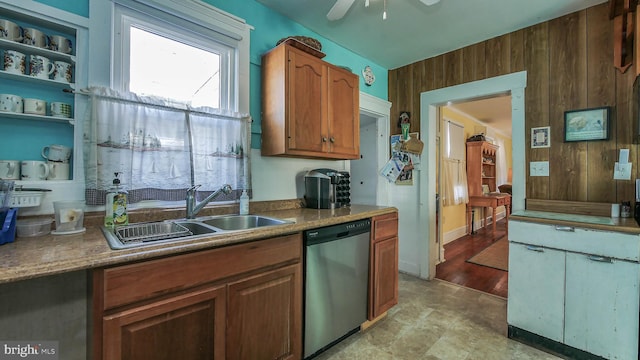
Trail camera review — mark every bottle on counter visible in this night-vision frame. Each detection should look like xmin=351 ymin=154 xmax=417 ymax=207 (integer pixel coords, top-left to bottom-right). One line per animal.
xmin=104 ymin=172 xmax=129 ymax=227
xmin=621 ymin=201 xmax=631 ymax=218
xmin=239 ymin=190 xmax=249 ymax=215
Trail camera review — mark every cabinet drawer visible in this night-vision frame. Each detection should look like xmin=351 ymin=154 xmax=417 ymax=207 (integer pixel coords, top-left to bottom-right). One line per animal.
xmin=100 ymin=234 xmax=302 ymax=310
xmin=509 ymin=220 xmax=640 ymax=262
xmin=372 ymin=212 xmax=398 ymax=242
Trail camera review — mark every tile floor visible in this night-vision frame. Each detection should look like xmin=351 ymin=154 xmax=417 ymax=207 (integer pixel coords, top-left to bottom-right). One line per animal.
xmin=315 ymin=273 xmax=561 ymax=360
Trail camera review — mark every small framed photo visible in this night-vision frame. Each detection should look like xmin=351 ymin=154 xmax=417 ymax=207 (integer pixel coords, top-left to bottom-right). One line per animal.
xmin=531 ymin=126 xmax=550 ymax=148
xmin=564 ymin=106 xmax=610 ymax=142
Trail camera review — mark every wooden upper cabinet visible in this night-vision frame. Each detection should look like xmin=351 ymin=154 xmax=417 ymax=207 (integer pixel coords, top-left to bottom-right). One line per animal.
xmin=261 ymin=43 xmax=360 ymax=159
xmin=466 ymin=141 xmax=498 ymax=196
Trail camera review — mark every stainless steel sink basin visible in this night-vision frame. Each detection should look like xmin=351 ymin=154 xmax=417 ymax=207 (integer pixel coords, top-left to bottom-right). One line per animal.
xmin=199 ymin=214 xmax=293 ymax=231
xmin=102 ymin=215 xmax=293 ymax=249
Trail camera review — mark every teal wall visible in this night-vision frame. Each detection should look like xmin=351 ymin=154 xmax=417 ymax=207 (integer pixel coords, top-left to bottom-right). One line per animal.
xmin=27 ymin=0 xmax=389 ymax=150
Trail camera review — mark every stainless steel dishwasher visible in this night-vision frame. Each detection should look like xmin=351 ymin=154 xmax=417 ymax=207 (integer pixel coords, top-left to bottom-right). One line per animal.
xmin=304 ymin=218 xmax=371 ymax=359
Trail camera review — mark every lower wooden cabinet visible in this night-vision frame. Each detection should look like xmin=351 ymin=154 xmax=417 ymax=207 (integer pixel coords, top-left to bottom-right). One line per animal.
xmin=103 ymin=285 xmax=226 ymax=360
xmin=93 ymin=234 xmax=302 ymax=360
xmin=368 ymin=212 xmax=399 ymax=320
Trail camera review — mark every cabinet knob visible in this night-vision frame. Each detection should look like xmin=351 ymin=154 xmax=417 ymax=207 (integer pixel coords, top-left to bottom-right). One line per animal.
xmin=330 ymin=137 xmax=335 ymax=143
xmin=322 ymin=137 xmax=328 ymax=142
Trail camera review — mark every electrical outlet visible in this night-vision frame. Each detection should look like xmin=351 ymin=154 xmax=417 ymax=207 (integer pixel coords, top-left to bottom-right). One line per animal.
xmin=530 ymin=161 xmax=549 ymax=177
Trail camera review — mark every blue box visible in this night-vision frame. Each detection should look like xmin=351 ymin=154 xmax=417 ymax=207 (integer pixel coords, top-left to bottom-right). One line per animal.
xmin=0 ymin=208 xmax=17 ymax=245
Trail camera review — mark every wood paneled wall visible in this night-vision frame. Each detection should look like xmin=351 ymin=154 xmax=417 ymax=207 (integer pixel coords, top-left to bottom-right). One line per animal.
xmin=389 ymin=3 xmax=638 ymax=203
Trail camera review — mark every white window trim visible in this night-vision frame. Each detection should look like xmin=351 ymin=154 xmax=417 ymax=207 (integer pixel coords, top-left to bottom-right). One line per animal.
xmin=89 ymin=0 xmax=251 ymax=113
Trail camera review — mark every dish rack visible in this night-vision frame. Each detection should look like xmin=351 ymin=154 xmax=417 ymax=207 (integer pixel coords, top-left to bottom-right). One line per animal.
xmin=1 ymin=181 xmax=17 ymax=244
xmin=115 ymin=222 xmax=193 ymax=245
xmin=9 ymin=191 xmax=44 ymax=208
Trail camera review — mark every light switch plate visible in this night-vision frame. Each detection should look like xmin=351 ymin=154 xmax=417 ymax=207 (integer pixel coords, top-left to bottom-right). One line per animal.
xmin=614 ymin=162 xmax=632 ymax=180
xmin=530 ymin=161 xmax=549 ymax=177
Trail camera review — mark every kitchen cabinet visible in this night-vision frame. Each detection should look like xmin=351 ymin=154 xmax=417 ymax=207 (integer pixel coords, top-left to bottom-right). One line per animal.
xmin=507 ymin=243 xmax=565 ymax=342
xmin=93 ymin=234 xmax=302 ymax=360
xmin=466 ymin=141 xmax=498 ymax=196
xmin=368 ymin=212 xmax=399 ymax=320
xmin=261 ymin=43 xmax=360 ymax=160
xmin=508 ymin=220 xmax=640 ymax=360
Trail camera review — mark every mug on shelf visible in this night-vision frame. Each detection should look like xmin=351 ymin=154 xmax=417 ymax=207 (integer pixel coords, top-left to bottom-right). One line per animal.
xmin=20 ymin=160 xmax=49 ymax=181
xmin=42 ymin=144 xmax=71 ymax=162
xmin=0 ymin=19 xmax=23 ymax=42
xmin=46 ymin=161 xmax=69 ymax=180
xmin=0 ymin=160 xmax=20 ymax=180
xmin=49 ymin=102 xmax=72 ymax=118
xmin=48 ymin=35 xmax=72 ymax=54
xmin=22 ymin=28 xmax=48 ymax=48
xmin=29 ymin=55 xmax=55 ymax=80
xmin=3 ymin=49 xmax=26 ymax=75
xmin=0 ymin=94 xmax=23 ymax=113
xmin=23 ymin=98 xmax=46 ymax=115
xmin=52 ymin=60 xmax=72 ymax=83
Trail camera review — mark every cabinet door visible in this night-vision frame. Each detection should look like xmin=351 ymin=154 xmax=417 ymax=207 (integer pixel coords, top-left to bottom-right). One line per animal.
xmin=287 ymin=48 xmax=327 ymax=154
xmin=327 ymin=67 xmax=359 ymax=158
xmin=370 ymin=236 xmax=399 ymax=319
xmin=565 ymin=252 xmax=640 ymax=360
xmin=507 ymin=243 xmax=565 ymax=342
xmin=227 ymin=264 xmax=302 ymax=360
xmin=103 ymin=285 xmax=226 ymax=360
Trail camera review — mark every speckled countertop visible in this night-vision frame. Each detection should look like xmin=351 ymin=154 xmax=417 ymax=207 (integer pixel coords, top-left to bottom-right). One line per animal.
xmin=511 ymin=209 xmax=640 ymax=234
xmin=0 ymin=204 xmax=396 ymax=284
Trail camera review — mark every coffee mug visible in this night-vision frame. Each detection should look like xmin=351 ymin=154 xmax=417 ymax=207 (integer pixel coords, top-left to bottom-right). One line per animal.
xmin=0 ymin=94 xmax=23 ymax=113
xmin=21 ymin=161 xmax=49 ymax=181
xmin=23 ymin=98 xmax=46 ymax=115
xmin=52 ymin=60 xmax=72 ymax=83
xmin=42 ymin=144 xmax=71 ymax=162
xmin=0 ymin=19 xmax=23 ymax=42
xmin=22 ymin=28 xmax=48 ymax=48
xmin=48 ymin=35 xmax=72 ymax=54
xmin=46 ymin=161 xmax=69 ymax=180
xmin=49 ymin=102 xmax=72 ymax=118
xmin=0 ymin=160 xmax=20 ymax=180
xmin=3 ymin=50 xmax=26 ymax=75
xmin=29 ymin=55 xmax=54 ymax=79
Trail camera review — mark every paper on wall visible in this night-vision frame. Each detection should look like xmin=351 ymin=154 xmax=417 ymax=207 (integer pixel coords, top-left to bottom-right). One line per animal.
xmin=380 ymin=158 xmax=405 ymax=183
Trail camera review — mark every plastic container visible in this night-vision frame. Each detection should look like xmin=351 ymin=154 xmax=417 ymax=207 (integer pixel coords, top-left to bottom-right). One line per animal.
xmin=16 ymin=217 xmax=53 ymax=237
xmin=0 ymin=208 xmax=17 ymax=244
xmin=239 ymin=190 xmax=249 ymax=215
xmin=53 ymin=200 xmax=85 ymax=234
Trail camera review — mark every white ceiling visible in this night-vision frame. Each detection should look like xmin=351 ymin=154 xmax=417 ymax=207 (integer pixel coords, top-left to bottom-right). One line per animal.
xmin=257 ymin=0 xmax=607 ymax=70
xmin=447 ymin=95 xmax=512 ymax=137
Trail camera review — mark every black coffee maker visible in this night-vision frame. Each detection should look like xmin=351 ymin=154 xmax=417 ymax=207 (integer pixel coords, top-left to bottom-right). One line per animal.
xmin=304 ymin=169 xmax=350 ymax=209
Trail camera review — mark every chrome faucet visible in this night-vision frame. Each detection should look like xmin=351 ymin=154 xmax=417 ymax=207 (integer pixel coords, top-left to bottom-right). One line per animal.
xmin=186 ymin=184 xmax=233 ymax=219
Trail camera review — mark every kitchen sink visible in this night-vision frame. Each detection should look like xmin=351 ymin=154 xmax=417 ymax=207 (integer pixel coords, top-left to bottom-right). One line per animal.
xmin=102 ymin=214 xmax=294 ymax=249
xmin=198 ymin=214 xmax=293 ymax=231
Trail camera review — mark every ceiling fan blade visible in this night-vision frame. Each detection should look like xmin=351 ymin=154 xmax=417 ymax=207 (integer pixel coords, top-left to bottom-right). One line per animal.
xmin=327 ymin=0 xmax=356 ymax=21
xmin=420 ymin=0 xmax=441 ymax=5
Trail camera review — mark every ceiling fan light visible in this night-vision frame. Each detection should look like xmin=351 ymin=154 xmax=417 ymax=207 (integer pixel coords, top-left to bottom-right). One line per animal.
xmin=365 ymin=0 xmax=370 ymax=7
xmin=420 ymin=0 xmax=440 ymax=5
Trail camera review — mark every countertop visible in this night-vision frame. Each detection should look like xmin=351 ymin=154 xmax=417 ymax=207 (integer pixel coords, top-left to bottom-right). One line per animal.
xmin=0 ymin=205 xmax=396 ymax=284
xmin=510 ymin=209 xmax=640 ymax=234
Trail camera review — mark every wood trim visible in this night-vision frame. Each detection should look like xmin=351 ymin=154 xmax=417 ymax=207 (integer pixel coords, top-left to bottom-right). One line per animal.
xmin=525 ymin=199 xmax=612 ymax=217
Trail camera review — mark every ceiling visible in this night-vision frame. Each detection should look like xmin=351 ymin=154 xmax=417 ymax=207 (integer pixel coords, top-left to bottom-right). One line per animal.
xmin=257 ymin=0 xmax=607 ymax=70
xmin=447 ymin=95 xmax=512 ymax=137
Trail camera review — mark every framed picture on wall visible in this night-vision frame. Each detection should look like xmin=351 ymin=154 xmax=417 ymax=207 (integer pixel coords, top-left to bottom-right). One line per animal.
xmin=531 ymin=126 xmax=550 ymax=148
xmin=564 ymin=106 xmax=610 ymax=142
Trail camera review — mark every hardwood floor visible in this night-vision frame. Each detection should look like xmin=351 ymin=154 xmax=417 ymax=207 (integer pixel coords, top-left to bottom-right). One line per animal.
xmin=435 ymin=218 xmax=508 ymax=298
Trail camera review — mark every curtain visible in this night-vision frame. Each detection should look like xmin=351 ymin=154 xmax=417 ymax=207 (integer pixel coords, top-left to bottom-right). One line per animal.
xmin=441 ymin=158 xmax=468 ymax=206
xmin=84 ymin=87 xmax=251 ymax=205
xmin=496 ymin=137 xmax=508 ymax=185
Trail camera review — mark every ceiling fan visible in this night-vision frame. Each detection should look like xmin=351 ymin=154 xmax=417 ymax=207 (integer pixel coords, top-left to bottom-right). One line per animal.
xmin=327 ymin=0 xmax=441 ymax=21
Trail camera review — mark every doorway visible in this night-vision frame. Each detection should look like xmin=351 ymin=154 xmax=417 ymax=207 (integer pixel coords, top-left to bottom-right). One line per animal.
xmin=418 ymin=71 xmax=527 ymax=280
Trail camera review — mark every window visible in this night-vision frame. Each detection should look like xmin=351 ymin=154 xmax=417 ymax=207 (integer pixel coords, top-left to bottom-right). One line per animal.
xmin=113 ymin=3 xmax=235 ymax=109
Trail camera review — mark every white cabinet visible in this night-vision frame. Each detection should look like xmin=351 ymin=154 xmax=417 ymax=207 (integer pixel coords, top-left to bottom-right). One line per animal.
xmin=565 ymin=252 xmax=640 ymax=360
xmin=509 ymin=220 xmax=640 ymax=360
xmin=507 ymin=243 xmax=565 ymax=342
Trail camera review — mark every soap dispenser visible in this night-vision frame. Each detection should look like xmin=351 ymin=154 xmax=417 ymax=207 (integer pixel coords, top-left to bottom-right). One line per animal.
xmin=104 ymin=172 xmax=129 ymax=227
xmin=239 ymin=190 xmax=249 ymax=215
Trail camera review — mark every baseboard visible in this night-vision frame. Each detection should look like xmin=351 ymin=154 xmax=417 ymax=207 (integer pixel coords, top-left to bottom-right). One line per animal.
xmin=508 ymin=325 xmax=606 ymax=360
xmin=443 ymin=225 xmax=467 ymax=244
xmin=399 ymin=261 xmax=419 ymax=276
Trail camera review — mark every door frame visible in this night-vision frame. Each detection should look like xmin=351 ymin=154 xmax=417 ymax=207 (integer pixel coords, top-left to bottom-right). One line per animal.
xmin=418 ymin=72 xmax=527 ymax=279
